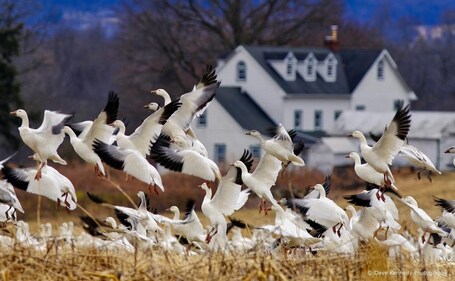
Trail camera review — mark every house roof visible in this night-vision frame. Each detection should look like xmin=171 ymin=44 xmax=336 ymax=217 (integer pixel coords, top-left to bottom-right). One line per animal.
xmin=319 ymin=137 xmax=358 ymax=154
xmin=215 ymin=87 xmax=276 ymax=134
xmin=332 ymin=110 xmax=455 ymax=139
xmin=242 ymin=45 xmax=382 ymax=95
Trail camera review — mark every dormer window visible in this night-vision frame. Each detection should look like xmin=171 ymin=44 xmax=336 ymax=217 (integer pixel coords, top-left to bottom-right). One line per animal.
xmin=301 ymin=54 xmax=317 ymax=82
xmin=284 ymin=52 xmax=297 ymax=81
xmin=324 ymin=54 xmax=337 ymax=82
xmin=377 ymin=60 xmax=384 ymax=80
xmin=237 ymin=61 xmax=246 ymax=81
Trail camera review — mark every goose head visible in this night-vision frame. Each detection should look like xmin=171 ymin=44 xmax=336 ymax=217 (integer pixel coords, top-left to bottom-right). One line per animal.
xmin=232 ymin=160 xmax=247 ymax=170
xmin=104 ymin=217 xmax=117 ymax=228
xmin=445 ymin=147 xmax=455 ymax=153
xmin=402 ymin=196 xmax=418 ymax=207
xmin=10 ymin=109 xmax=27 ymax=118
xmin=171 ymin=136 xmax=189 ymax=149
xmin=151 ymin=89 xmax=169 ymax=98
xmin=199 ymin=182 xmax=209 ymax=192
xmin=110 ymin=120 xmax=125 ymax=128
xmin=245 ymin=130 xmax=261 ymax=138
xmin=348 ymin=130 xmax=363 ymax=138
xmin=144 ymin=102 xmax=160 ymax=111
xmin=345 ymin=152 xmax=360 ymax=160
xmin=344 ymin=205 xmax=356 ymax=214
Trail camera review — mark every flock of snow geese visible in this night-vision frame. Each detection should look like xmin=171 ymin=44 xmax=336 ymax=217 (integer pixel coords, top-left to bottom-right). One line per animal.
xmin=1 ymin=65 xmax=455 ymax=261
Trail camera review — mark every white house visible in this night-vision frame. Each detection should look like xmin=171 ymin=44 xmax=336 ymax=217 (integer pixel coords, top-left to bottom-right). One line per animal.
xmin=190 ymin=42 xmax=418 ymax=166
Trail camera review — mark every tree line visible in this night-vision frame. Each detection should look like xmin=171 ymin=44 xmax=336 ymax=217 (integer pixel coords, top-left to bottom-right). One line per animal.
xmin=1 ymin=0 xmax=455 ymax=152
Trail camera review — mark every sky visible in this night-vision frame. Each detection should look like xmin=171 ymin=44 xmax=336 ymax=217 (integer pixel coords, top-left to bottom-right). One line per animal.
xmin=36 ymin=0 xmax=455 ymax=31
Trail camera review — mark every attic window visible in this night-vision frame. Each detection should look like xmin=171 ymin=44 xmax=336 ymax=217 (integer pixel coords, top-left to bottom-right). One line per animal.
xmin=327 ymin=58 xmax=334 ymax=76
xmin=307 ymin=57 xmax=314 ymax=76
xmin=237 ymin=61 xmax=246 ymax=81
xmin=377 ymin=60 xmax=384 ymax=80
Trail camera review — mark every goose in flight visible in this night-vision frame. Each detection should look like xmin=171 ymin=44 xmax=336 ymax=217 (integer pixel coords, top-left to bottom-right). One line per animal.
xmin=246 ymin=124 xmax=305 ymax=168
xmin=233 ymin=152 xmax=282 ymax=215
xmin=93 ymin=140 xmax=164 ymax=193
xmin=348 ymin=104 xmax=411 ymax=186
xmin=64 ymin=92 xmax=119 ymax=176
xmin=10 ymin=109 xmax=72 ymax=180
xmin=111 ymin=99 xmax=181 ymax=157
xmin=401 ymin=196 xmax=447 ymax=241
xmin=151 ymin=135 xmax=221 ymax=182
xmin=1 ymin=164 xmax=77 ymax=210
xmin=0 ymin=180 xmax=24 ymax=221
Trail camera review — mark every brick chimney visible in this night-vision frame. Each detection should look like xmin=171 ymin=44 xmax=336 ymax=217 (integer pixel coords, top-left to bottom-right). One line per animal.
xmin=324 ymin=25 xmax=340 ymax=51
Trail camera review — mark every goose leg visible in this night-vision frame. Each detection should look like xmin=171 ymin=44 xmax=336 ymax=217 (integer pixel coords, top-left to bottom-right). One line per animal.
xmin=5 ymin=205 xmax=12 ymax=221
xmin=417 ymin=170 xmax=421 ymax=180
xmin=263 ymin=200 xmax=269 ymax=216
xmin=63 ymin=193 xmax=71 ymax=208
xmin=35 ymin=162 xmax=45 ymax=180
xmin=427 ymin=171 xmax=433 ymax=183
xmin=332 ymin=223 xmax=339 ymax=234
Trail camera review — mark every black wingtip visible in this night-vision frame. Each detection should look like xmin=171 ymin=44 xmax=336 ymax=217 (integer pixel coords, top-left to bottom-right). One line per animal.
xmin=105 ymin=91 xmax=120 ymax=125
xmin=198 ymin=64 xmax=218 ymax=87
xmin=158 ymin=99 xmax=181 ymax=125
xmin=393 ymin=103 xmax=411 ymax=141
xmin=86 ymin=192 xmax=107 ymax=204
xmin=1 ymin=164 xmax=29 ymax=191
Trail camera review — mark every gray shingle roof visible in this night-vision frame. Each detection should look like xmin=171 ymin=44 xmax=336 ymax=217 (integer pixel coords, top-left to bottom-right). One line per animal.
xmin=243 ymin=45 xmax=382 ymax=95
xmin=215 ymin=87 xmax=276 ymax=135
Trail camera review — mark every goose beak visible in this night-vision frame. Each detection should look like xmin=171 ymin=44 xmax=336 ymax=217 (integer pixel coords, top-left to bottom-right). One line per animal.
xmin=165 ymin=208 xmax=170 ymax=211
xmin=344 ymin=154 xmax=350 ymax=158
xmin=245 ymin=132 xmax=251 ymax=136
xmin=143 ymin=104 xmax=149 ymax=108
xmin=10 ymin=111 xmax=17 ymax=116
xmin=150 ymin=90 xmax=157 ymax=94
xmin=347 ymin=133 xmax=353 ymax=137
xmin=444 ymin=148 xmax=453 ymax=153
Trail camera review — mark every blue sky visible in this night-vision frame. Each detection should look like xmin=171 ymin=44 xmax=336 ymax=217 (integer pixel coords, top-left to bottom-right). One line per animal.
xmin=38 ymin=0 xmax=455 ymax=29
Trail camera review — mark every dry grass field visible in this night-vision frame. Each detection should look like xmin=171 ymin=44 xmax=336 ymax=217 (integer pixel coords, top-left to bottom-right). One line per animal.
xmin=1 ymin=163 xmax=455 ymax=280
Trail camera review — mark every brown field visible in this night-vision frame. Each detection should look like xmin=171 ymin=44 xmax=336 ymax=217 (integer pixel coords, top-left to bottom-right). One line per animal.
xmin=1 ymin=163 xmax=455 ymax=280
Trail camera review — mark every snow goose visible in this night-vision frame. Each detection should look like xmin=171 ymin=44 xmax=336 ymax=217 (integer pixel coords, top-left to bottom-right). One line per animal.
xmin=0 ymin=180 xmax=24 ymax=221
xmin=200 ymin=182 xmax=228 ymax=246
xmin=284 ymin=184 xmax=350 ymax=236
xmin=345 ymin=152 xmax=400 ymax=197
xmin=246 ymin=124 xmax=305 ymax=167
xmin=233 ymin=152 xmax=282 ymax=214
xmin=302 ymin=174 xmax=332 ymax=199
xmin=401 ymin=196 xmax=447 ymax=240
xmin=156 ymin=65 xmax=219 ymax=148
xmin=10 ymin=109 xmax=72 ymax=180
xmin=64 ymin=92 xmax=119 ymax=176
xmin=151 ymin=136 xmax=221 ymax=182
xmin=348 ymin=104 xmax=411 ymax=186
xmin=93 ymin=140 xmax=164 ymax=193
xmin=434 ymin=197 xmax=455 ymax=230
xmin=1 ymin=164 xmax=77 ymax=210
xmin=444 ymin=146 xmax=455 ymax=168
xmin=111 ymin=99 xmax=181 ymax=157
xmin=398 ymin=142 xmax=441 ymax=182
xmin=165 ymin=202 xmax=205 ymax=244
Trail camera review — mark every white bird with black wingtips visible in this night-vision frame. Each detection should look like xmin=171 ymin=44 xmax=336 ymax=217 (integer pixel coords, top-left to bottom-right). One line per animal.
xmin=0 ymin=180 xmax=24 ymax=221
xmin=64 ymin=92 xmax=119 ymax=177
xmin=1 ymin=164 xmax=77 ymax=210
xmin=93 ymin=140 xmax=164 ymax=194
xmin=348 ymin=103 xmax=411 ymax=187
xmin=10 ymin=109 xmax=72 ymax=180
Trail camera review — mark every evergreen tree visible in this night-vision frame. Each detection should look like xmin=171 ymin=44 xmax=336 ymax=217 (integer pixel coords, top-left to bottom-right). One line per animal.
xmin=0 ymin=1 xmax=24 ymax=150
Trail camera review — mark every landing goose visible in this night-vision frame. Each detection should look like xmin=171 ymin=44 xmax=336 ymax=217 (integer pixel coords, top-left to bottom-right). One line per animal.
xmin=64 ymin=92 xmax=119 ymax=176
xmin=401 ymin=196 xmax=447 ymax=239
xmin=398 ymin=142 xmax=441 ymax=182
xmin=0 ymin=180 xmax=24 ymax=221
xmin=93 ymin=140 xmax=164 ymax=193
xmin=165 ymin=202 xmax=205 ymax=244
xmin=246 ymin=124 xmax=305 ymax=167
xmin=200 ymin=183 xmax=229 ymax=245
xmin=156 ymin=65 xmax=219 ymax=145
xmin=434 ymin=197 xmax=455 ymax=230
xmin=285 ymin=184 xmax=350 ymax=236
xmin=111 ymin=99 xmax=181 ymax=157
xmin=233 ymin=152 xmax=282 ymax=214
xmin=348 ymin=104 xmax=411 ymax=186
xmin=1 ymin=164 xmax=77 ymax=210
xmin=151 ymin=136 xmax=221 ymax=182
xmin=345 ymin=152 xmax=399 ymax=194
xmin=10 ymin=109 xmax=72 ymax=180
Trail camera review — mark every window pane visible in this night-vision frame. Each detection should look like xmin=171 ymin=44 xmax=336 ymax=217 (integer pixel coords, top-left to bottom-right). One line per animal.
xmin=198 ymin=111 xmax=207 ymax=127
xmin=249 ymin=144 xmax=261 ymax=158
xmin=237 ymin=61 xmax=246 ymax=81
xmin=377 ymin=60 xmax=384 ymax=80
xmin=334 ymin=110 xmax=342 ymax=120
xmin=355 ymin=105 xmax=365 ymax=111
xmin=314 ymin=110 xmax=323 ymax=130
xmin=294 ymin=110 xmax=302 ymax=129
xmin=214 ymin=144 xmax=226 ymax=163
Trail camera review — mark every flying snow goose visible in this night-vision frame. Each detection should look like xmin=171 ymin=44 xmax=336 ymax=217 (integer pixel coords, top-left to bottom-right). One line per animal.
xmin=345 ymin=152 xmax=400 ymax=195
xmin=398 ymin=143 xmax=441 ymax=182
xmin=93 ymin=140 xmax=164 ymax=193
xmin=348 ymin=104 xmax=411 ymax=186
xmin=0 ymin=180 xmax=24 ymax=221
xmin=10 ymin=109 xmax=72 ymax=180
xmin=1 ymin=164 xmax=77 ymax=210
xmin=151 ymin=136 xmax=221 ymax=181
xmin=200 ymin=183 xmax=228 ymax=246
xmin=165 ymin=202 xmax=205 ymax=244
xmin=434 ymin=197 xmax=455 ymax=230
xmin=246 ymin=124 xmax=305 ymax=167
xmin=64 ymin=92 xmax=119 ymax=176
xmin=284 ymin=184 xmax=350 ymax=236
xmin=111 ymin=99 xmax=181 ymax=157
xmin=233 ymin=152 xmax=282 ymax=214
xmin=401 ymin=196 xmax=447 ymax=240
xmin=303 ymin=175 xmax=332 ymax=199
xmin=156 ymin=65 xmax=219 ymax=145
